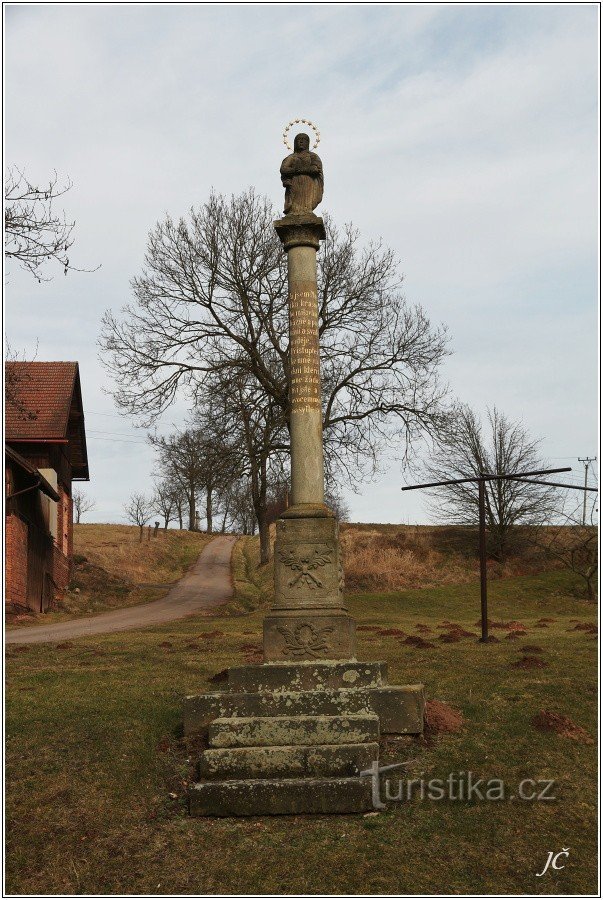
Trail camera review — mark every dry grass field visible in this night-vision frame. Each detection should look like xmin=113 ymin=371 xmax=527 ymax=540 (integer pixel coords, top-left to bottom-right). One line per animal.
xmin=340 ymin=523 xmax=568 ymax=592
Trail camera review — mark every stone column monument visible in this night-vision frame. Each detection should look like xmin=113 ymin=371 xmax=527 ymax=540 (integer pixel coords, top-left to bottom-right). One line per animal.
xmin=185 ymin=122 xmax=424 ymax=817
xmin=263 ymin=127 xmax=355 ymax=663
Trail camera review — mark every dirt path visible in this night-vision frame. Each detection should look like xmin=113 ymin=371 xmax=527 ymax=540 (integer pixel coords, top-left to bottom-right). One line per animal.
xmin=5 ymin=535 xmax=237 ymax=645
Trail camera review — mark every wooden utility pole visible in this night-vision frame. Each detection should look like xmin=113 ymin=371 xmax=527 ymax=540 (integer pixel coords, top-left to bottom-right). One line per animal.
xmin=578 ymin=457 xmax=596 ymax=525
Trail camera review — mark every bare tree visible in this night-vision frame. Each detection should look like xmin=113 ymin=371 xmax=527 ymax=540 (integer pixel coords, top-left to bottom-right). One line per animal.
xmin=422 ymin=406 xmax=557 ymax=560
xmin=325 ymin=488 xmax=351 ymax=522
xmin=4 ymin=167 xmax=98 ymax=282
xmin=72 ymin=489 xmax=96 ymax=524
xmin=152 ymin=479 xmax=177 ymax=530
xmin=532 ymin=489 xmax=598 ymax=601
xmin=5 ymin=345 xmax=39 ymax=422
xmin=149 ymin=430 xmax=205 ymax=531
xmin=124 ymin=493 xmax=152 ymax=542
xmin=100 ymin=191 xmax=448 ymax=555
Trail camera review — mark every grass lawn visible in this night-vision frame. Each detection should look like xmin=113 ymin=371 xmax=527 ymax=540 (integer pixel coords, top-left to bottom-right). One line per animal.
xmin=5 ymin=568 xmax=597 ymax=894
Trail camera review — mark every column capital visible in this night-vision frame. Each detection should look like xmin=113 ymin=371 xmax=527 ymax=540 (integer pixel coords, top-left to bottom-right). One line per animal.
xmin=274 ymin=213 xmax=326 ymax=251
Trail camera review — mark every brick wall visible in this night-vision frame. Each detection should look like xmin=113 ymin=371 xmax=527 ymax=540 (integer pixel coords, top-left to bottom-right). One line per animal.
xmin=5 ymin=514 xmax=28 ymax=609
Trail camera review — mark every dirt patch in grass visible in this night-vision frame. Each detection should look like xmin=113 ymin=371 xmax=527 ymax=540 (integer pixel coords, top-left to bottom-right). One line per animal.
xmin=532 ymin=710 xmax=594 ymax=744
xmin=425 ymin=700 xmax=464 ymax=734
xmin=505 ymin=632 xmax=521 ymax=640
xmin=404 ymin=636 xmax=436 ymax=650
xmin=438 ymin=623 xmax=477 ymax=637
xmin=571 ymin=622 xmax=598 ymax=634
xmin=521 ymin=645 xmax=545 ymax=654
xmin=513 ymin=655 xmax=548 ymax=670
xmin=475 ymin=619 xmax=525 ymax=630
xmin=439 ymin=632 xmax=461 ymax=643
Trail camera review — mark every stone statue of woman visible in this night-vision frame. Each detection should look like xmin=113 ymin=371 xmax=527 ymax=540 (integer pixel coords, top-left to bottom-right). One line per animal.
xmin=280 ymin=132 xmax=324 ymax=215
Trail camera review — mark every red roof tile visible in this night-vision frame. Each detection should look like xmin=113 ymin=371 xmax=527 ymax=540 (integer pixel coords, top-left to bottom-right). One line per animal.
xmin=6 ymin=361 xmax=79 ymax=440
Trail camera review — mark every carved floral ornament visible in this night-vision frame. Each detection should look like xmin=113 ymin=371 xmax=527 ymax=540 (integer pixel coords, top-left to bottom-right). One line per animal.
xmin=277 ymin=622 xmax=334 ymax=658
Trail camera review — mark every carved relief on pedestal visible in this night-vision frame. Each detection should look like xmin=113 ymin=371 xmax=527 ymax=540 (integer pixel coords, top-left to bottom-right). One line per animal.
xmin=277 ymin=622 xmax=334 ymax=658
xmin=278 ymin=545 xmax=333 ymax=589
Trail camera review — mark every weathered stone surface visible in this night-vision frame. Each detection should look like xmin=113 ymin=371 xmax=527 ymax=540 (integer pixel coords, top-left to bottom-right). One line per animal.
xmin=189 ymin=775 xmax=373 ymax=816
xmin=209 ymin=714 xmax=379 ymax=749
xmin=280 ymin=132 xmax=324 ymax=216
xmin=199 ymin=741 xmax=379 ymax=780
xmin=227 ymin=660 xmax=387 ymax=693
xmin=183 ymin=683 xmax=423 ymax=735
xmin=264 ymin=614 xmax=356 ymax=663
xmin=369 ymin=685 xmax=425 ymax=734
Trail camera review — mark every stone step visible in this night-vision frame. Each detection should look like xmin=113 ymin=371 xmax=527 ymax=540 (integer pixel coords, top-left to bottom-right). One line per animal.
xmin=209 ymin=714 xmax=380 ymax=748
xmin=189 ymin=776 xmax=374 ymax=816
xmin=184 ymin=685 xmax=424 ymax=735
xmin=227 ymin=660 xmax=388 ymax=693
xmin=199 ymin=741 xmax=379 ymax=780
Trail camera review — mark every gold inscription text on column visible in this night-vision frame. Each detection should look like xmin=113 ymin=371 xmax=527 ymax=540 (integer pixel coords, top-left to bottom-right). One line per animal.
xmin=289 ymin=282 xmax=321 ymax=412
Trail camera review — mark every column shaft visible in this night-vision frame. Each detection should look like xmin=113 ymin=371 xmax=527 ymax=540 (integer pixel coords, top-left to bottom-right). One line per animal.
xmin=287 ymin=244 xmax=325 ymax=506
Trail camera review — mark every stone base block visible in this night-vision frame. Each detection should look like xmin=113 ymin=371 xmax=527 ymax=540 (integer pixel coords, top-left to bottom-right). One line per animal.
xmin=209 ymin=714 xmax=380 ymax=749
xmin=263 ymin=614 xmax=356 ymax=662
xmin=227 ymin=660 xmax=387 ymax=693
xmin=199 ymin=742 xmax=379 ymax=780
xmin=183 ymin=684 xmax=424 ymax=735
xmin=189 ymin=776 xmax=373 ymax=816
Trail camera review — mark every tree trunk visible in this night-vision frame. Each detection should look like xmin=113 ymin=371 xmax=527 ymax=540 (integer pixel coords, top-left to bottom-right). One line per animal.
xmin=139 ymin=524 xmax=143 ymax=542
xmin=256 ymin=456 xmax=270 ymax=564
xmin=188 ymin=483 xmax=196 ymax=531
xmin=206 ymin=487 xmax=213 ymax=534
xmin=258 ymin=510 xmax=270 ymax=565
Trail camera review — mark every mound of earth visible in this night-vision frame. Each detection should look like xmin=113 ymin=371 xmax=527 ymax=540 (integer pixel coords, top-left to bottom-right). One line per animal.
xmin=571 ymin=622 xmax=598 ymax=634
xmin=404 ymin=635 xmax=436 ymax=649
xmin=521 ymin=645 xmax=544 ymax=654
xmin=475 ymin=619 xmax=525 ymax=630
xmin=531 ymin=710 xmax=594 ymax=744
xmin=439 ymin=632 xmax=461 ymax=643
xmin=357 ymin=625 xmax=379 ymax=632
xmin=512 ymin=655 xmax=548 ymax=670
xmin=425 ymin=700 xmax=464 ymax=734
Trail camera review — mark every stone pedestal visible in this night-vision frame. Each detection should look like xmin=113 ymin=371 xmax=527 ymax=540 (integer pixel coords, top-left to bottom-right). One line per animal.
xmin=263 ymin=511 xmax=356 ymax=662
xmin=185 ymin=661 xmax=424 ymax=816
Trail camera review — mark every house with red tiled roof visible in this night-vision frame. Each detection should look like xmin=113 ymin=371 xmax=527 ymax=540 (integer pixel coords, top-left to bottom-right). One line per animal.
xmin=5 ymin=361 xmax=89 ymax=611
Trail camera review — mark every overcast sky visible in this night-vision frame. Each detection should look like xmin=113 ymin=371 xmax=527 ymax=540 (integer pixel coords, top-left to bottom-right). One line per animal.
xmin=5 ymin=4 xmax=599 ymax=525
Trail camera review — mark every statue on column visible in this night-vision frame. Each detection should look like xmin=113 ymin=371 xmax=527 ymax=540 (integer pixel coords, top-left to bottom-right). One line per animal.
xmin=280 ymin=133 xmax=324 ymax=215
